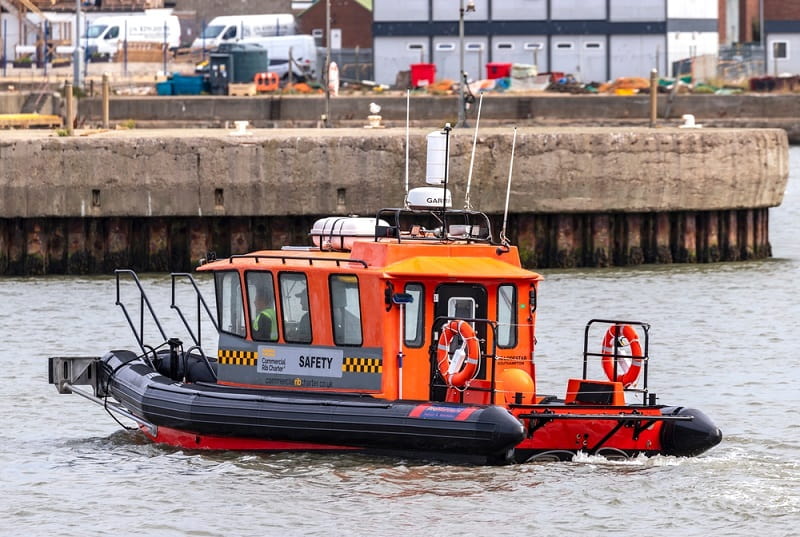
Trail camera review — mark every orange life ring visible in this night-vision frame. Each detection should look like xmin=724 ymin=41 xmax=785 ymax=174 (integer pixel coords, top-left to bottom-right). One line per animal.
xmin=437 ymin=320 xmax=480 ymax=387
xmin=601 ymin=324 xmax=644 ymax=387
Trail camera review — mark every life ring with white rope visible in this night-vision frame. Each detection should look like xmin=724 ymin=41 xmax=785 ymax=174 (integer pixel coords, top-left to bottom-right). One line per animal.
xmin=437 ymin=320 xmax=480 ymax=387
xmin=601 ymin=324 xmax=644 ymax=387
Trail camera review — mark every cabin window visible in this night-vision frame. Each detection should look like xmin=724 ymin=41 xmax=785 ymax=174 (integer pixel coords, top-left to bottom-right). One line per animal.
xmin=330 ymin=275 xmax=362 ymax=346
xmin=246 ymin=271 xmax=278 ymax=342
xmin=404 ymin=283 xmax=425 ymax=348
xmin=497 ymin=284 xmax=517 ymax=348
xmin=280 ymin=272 xmax=312 ymax=344
xmin=215 ymin=271 xmax=245 ymax=337
xmin=106 ymin=26 xmax=119 ymax=40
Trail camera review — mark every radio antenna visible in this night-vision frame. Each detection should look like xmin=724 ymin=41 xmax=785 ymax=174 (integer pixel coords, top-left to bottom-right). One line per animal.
xmin=500 ymin=127 xmax=517 ymax=246
xmin=404 ymin=89 xmax=410 ymax=207
xmin=464 ymin=92 xmax=483 ymax=210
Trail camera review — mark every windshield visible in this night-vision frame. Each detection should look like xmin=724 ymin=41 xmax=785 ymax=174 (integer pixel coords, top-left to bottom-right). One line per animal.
xmin=85 ymin=24 xmax=107 ymax=39
xmin=200 ymin=24 xmax=225 ymax=39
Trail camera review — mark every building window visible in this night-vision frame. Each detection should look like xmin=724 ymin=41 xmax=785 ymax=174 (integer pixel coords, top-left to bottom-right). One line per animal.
xmin=555 ymin=42 xmax=574 ymax=50
xmin=466 ymin=42 xmax=484 ymax=51
xmin=772 ymin=41 xmax=788 ymax=59
xmin=584 ymin=42 xmax=602 ymax=50
xmin=496 ymin=42 xmax=514 ymax=50
xmin=330 ymin=274 xmax=362 ymax=346
xmin=404 ymin=283 xmax=425 ymax=348
xmin=524 ymin=42 xmax=543 ymax=51
xmin=312 ymin=28 xmax=323 ymax=38
xmin=436 ymin=42 xmax=456 ymax=51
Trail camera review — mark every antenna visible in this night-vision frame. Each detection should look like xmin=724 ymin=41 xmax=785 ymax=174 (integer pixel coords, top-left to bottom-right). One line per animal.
xmin=442 ymin=123 xmax=452 ymax=217
xmin=464 ymin=92 xmax=483 ymax=211
xmin=404 ymin=89 xmax=410 ymax=202
xmin=500 ymin=127 xmax=517 ymax=246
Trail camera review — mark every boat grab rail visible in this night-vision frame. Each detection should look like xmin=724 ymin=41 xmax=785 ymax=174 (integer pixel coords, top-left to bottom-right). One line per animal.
xmin=68 ymin=383 xmax=158 ymax=436
xmin=184 ymin=344 xmax=218 ymax=382
xmin=429 ymin=316 xmax=500 ymax=399
xmin=228 ymin=254 xmax=368 ymax=268
xmin=115 ymin=269 xmax=168 ymax=356
xmin=583 ymin=319 xmax=652 ymax=405
xmin=375 ymin=208 xmax=499 ymax=246
xmin=170 ymin=272 xmax=219 ymax=346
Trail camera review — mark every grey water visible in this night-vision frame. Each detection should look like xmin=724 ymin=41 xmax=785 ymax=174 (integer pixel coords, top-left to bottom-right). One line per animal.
xmin=1 ymin=148 xmax=799 ymax=537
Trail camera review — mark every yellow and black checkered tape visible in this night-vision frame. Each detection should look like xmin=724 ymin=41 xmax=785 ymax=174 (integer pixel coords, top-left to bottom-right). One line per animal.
xmin=218 ymin=349 xmax=258 ymax=366
xmin=343 ymin=357 xmax=382 ymax=374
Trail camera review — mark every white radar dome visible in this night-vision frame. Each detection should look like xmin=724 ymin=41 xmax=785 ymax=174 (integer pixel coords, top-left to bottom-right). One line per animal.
xmin=406 ymin=187 xmax=452 ymax=210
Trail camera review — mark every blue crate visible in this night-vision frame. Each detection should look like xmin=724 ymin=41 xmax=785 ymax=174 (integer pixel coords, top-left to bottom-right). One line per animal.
xmin=171 ymin=74 xmax=205 ymax=95
xmin=156 ymin=81 xmax=174 ymax=96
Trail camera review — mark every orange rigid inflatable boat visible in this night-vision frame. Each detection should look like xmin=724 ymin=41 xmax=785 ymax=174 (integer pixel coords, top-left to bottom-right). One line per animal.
xmin=49 ymin=125 xmax=721 ymax=464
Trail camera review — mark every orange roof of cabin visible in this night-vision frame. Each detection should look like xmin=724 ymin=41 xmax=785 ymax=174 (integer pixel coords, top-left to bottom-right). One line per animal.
xmin=198 ymin=239 xmax=542 ymax=280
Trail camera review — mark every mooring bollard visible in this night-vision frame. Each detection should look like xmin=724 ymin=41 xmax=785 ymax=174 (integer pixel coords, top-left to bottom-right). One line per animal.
xmin=65 ymin=81 xmax=74 ymax=136
xmin=102 ymin=73 xmax=110 ymax=129
xmin=649 ymin=68 xmax=658 ymax=128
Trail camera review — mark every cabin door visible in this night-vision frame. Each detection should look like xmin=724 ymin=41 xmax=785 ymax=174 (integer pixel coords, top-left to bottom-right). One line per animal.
xmin=430 ymin=283 xmax=488 ymax=401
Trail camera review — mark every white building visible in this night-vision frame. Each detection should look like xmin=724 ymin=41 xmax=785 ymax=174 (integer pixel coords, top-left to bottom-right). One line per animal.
xmin=373 ymin=0 xmax=719 ymax=86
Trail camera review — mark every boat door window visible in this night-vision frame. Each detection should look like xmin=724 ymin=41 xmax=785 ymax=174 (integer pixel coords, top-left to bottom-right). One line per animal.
xmin=279 ymin=272 xmax=312 ymax=344
xmin=246 ymin=271 xmax=278 ymax=342
xmin=329 ymin=274 xmax=362 ymax=346
xmin=404 ymin=283 xmax=425 ymax=348
xmin=497 ymin=284 xmax=517 ymax=348
xmin=448 ymin=297 xmax=475 ymax=321
xmin=215 ymin=271 xmax=246 ymax=337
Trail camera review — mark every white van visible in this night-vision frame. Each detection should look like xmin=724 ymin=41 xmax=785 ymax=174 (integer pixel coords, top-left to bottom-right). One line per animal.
xmin=86 ymin=14 xmax=181 ymax=60
xmin=240 ymin=34 xmax=318 ymax=80
xmin=190 ymin=14 xmax=296 ymax=50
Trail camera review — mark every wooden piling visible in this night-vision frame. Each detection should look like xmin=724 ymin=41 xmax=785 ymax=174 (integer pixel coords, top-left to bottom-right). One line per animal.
xmin=676 ymin=212 xmax=697 ymax=263
xmin=67 ymin=219 xmax=88 ymax=274
xmin=189 ymin=219 xmax=211 ymax=268
xmin=590 ymin=214 xmax=611 ymax=267
xmin=556 ymin=215 xmax=578 ymax=268
xmin=723 ymin=211 xmax=740 ymax=261
xmin=742 ymin=209 xmax=756 ymax=260
xmin=106 ymin=218 xmax=130 ymax=272
xmin=624 ymin=214 xmax=644 ymax=265
xmin=0 ymin=219 xmax=7 ymax=274
xmin=148 ymin=218 xmax=170 ymax=272
xmin=25 ymin=220 xmax=45 ymax=275
xmin=515 ymin=214 xmax=538 ymax=268
xmin=654 ymin=212 xmax=672 ymax=264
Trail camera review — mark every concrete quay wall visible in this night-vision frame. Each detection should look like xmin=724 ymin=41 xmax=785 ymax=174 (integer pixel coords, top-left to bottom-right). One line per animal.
xmin=0 ymin=127 xmax=789 ymax=274
xmin=68 ymin=93 xmax=800 ymax=142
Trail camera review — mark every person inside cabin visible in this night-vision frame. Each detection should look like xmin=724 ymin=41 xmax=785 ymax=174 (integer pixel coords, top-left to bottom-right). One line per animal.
xmin=293 ymin=290 xmax=312 ymax=343
xmin=252 ymin=290 xmax=278 ymax=341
